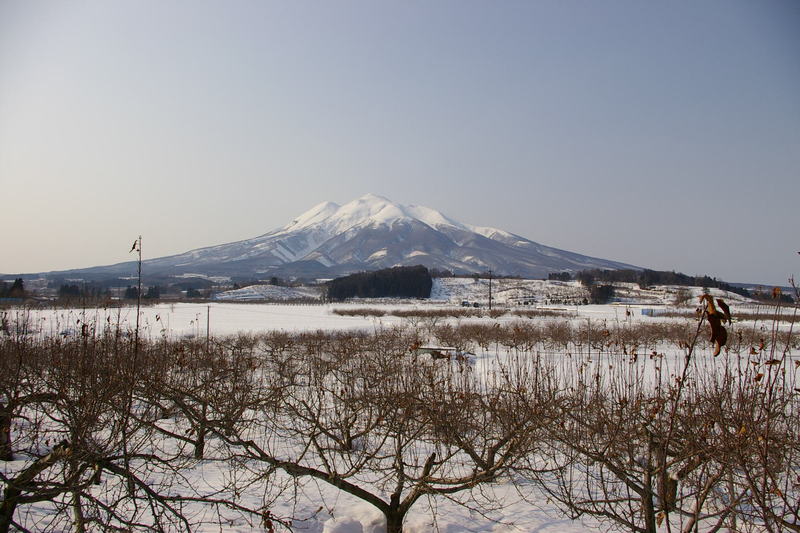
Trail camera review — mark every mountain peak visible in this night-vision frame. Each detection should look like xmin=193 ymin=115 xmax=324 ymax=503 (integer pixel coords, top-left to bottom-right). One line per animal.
xmin=357 ymin=192 xmax=391 ymax=203
xmin=285 ymin=200 xmax=340 ymax=231
xmin=335 ymin=194 xmax=407 ymax=228
xmin=283 ymin=194 xmax=508 ymax=239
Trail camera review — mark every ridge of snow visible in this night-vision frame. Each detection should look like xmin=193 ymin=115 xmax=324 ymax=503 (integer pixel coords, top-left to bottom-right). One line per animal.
xmin=280 ymin=194 xmax=471 ymax=237
xmin=468 ymin=225 xmax=520 ymax=241
xmin=284 ymin=201 xmax=341 ymax=231
xmin=402 ymin=203 xmax=468 ymax=231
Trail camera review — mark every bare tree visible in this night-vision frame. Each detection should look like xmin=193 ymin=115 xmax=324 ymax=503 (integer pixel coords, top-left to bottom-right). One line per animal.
xmin=187 ymin=328 xmax=556 ymax=532
xmin=1 ymin=324 xmax=273 ymax=532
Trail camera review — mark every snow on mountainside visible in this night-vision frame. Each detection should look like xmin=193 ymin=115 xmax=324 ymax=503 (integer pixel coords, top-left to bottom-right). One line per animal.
xmin=213 ymin=284 xmax=322 ymax=302
xmin=283 ymin=194 xmax=469 ymax=235
xmin=41 ymin=194 xmax=639 ymax=281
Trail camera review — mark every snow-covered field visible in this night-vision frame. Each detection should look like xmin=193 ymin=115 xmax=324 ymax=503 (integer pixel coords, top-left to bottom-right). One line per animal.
xmin=1 ymin=301 xmax=678 ymax=340
xmin=7 ymin=302 xmax=399 ymax=339
xmin=3 ymin=293 xmax=796 ymax=533
xmin=2 ymin=280 xmax=769 ymax=341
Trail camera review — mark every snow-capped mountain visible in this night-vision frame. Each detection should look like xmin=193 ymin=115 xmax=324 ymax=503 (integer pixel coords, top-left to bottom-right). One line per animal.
xmin=47 ymin=194 xmax=638 ymax=280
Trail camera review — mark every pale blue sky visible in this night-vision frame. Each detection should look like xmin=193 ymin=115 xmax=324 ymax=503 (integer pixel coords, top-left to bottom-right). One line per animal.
xmin=1 ymin=1 xmax=798 ymax=285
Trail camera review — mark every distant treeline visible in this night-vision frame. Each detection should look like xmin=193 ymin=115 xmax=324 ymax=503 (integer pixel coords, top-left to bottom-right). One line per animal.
xmin=58 ymin=284 xmax=109 ymax=299
xmin=428 ymin=269 xmax=521 ymax=280
xmin=327 ymin=265 xmax=433 ymax=300
xmin=552 ymin=269 xmax=754 ymax=298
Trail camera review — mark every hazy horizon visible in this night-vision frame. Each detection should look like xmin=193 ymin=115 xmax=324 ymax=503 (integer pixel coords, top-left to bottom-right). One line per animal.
xmin=1 ymin=1 xmax=798 ymax=286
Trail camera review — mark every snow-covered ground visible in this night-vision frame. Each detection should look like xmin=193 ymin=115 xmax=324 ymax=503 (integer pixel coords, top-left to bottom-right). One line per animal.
xmin=0 ymin=301 xmax=663 ymax=340
xmin=5 ymin=303 xmax=389 ymax=339
xmin=214 ymin=276 xmax=755 ymax=309
xmin=213 ymin=284 xmax=323 ymax=302
xmin=4 ymin=293 xmax=794 ymax=533
xmin=430 ymin=277 xmax=755 ymax=307
xmin=4 ymin=280 xmax=764 ymax=341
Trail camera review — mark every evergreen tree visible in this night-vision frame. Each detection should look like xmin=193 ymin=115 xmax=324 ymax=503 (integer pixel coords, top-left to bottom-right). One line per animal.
xmin=59 ymin=285 xmax=82 ymax=298
xmin=186 ymin=287 xmax=202 ymax=298
xmin=144 ymin=286 xmax=161 ymax=299
xmin=7 ymin=279 xmax=25 ymax=298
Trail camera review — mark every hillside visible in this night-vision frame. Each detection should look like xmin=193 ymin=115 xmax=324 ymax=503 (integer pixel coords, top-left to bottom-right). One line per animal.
xmin=15 ymin=194 xmax=638 ymax=283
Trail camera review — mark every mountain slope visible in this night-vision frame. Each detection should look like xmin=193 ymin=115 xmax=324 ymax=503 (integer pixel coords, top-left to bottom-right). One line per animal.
xmin=30 ymin=194 xmax=639 ymax=281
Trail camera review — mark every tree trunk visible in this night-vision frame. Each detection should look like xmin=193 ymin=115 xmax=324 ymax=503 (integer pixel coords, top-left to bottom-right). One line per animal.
xmin=385 ymin=511 xmax=404 ymax=533
xmin=194 ymin=425 xmax=206 ymax=460
xmin=193 ymin=403 xmax=208 ymax=459
xmin=0 ymin=403 xmax=12 ymax=461
xmin=72 ymin=490 xmax=86 ymax=533
xmin=0 ymin=494 xmax=19 ymax=533
xmin=642 ymin=467 xmax=657 ymax=533
xmin=0 ymin=442 xmax=72 ymax=532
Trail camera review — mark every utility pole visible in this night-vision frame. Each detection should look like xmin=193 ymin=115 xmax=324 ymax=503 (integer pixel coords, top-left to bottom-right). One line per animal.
xmin=133 ymin=236 xmax=142 ymax=354
xmin=125 ymin=235 xmax=142 ymax=493
xmin=206 ymin=305 xmax=210 ymax=353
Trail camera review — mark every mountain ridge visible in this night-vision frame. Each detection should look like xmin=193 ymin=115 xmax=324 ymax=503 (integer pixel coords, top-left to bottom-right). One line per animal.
xmin=9 ymin=194 xmax=639 ymax=281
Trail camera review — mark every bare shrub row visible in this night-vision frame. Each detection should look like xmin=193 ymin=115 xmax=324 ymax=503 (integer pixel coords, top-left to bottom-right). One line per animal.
xmin=431 ymin=318 xmax=797 ymax=356
xmin=331 ymin=307 xmax=561 ymax=319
